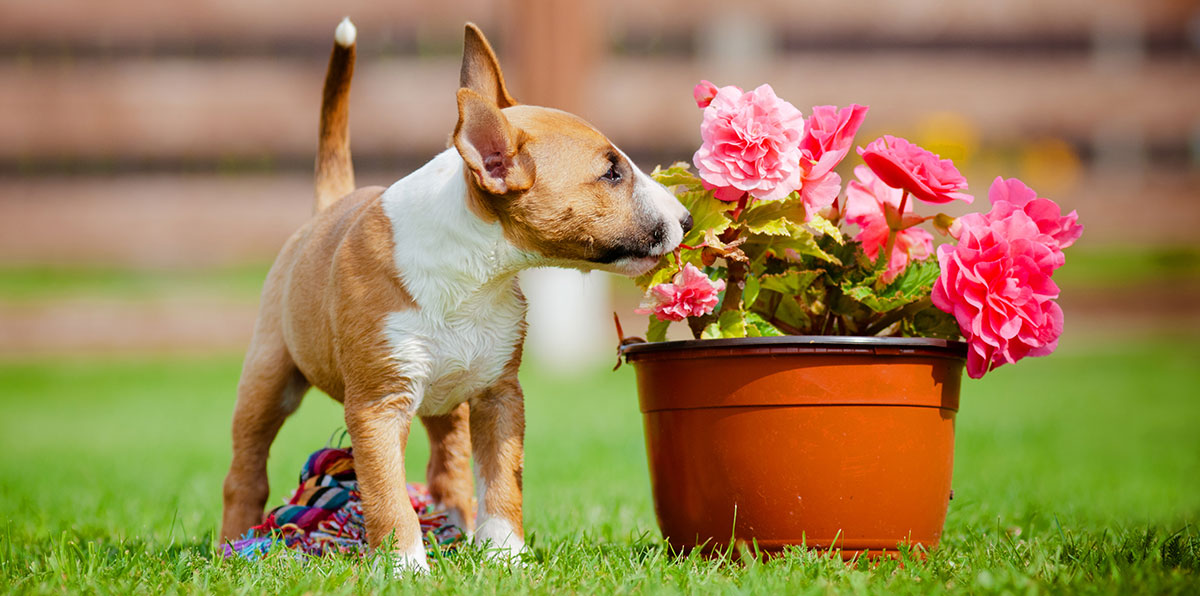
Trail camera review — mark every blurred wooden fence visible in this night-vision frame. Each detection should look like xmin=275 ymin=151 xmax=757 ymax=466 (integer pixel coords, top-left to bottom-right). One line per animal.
xmin=1 ymin=0 xmax=1198 ymax=267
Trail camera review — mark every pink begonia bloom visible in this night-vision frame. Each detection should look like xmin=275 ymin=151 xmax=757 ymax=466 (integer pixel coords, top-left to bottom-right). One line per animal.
xmin=635 ymin=263 xmax=727 ymax=322
xmin=693 ymin=83 xmax=806 ymax=202
xmin=986 ymin=177 xmax=1083 ymax=251
xmin=796 ymin=104 xmax=869 ymax=218
xmin=857 ymin=135 xmax=973 ymax=204
xmin=693 ymin=80 xmax=719 ymax=108
xmin=844 ymin=166 xmax=934 ymax=283
xmin=932 ymin=203 xmax=1068 ymax=379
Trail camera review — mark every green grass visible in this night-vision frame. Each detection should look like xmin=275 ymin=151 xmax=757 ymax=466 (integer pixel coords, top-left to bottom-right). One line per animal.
xmin=1 ymin=339 xmax=1198 ymax=594
xmin=0 ymin=264 xmax=271 ymax=303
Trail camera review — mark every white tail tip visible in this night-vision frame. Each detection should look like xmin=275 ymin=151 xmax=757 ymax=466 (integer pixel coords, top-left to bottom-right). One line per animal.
xmin=335 ymin=17 xmax=357 ymax=47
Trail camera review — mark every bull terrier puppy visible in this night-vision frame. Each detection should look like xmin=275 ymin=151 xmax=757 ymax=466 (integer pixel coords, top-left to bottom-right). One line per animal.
xmin=220 ymin=18 xmax=691 ymax=572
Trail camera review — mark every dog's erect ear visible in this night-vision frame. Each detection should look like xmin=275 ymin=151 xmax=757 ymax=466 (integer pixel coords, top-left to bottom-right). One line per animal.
xmin=454 ymin=88 xmax=532 ymax=196
xmin=460 ymin=23 xmax=517 ymax=108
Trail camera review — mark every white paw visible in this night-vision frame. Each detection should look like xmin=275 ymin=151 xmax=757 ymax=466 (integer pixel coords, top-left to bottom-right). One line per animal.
xmin=391 ymin=534 xmax=430 ymax=575
xmin=473 ymin=515 xmax=526 ymax=564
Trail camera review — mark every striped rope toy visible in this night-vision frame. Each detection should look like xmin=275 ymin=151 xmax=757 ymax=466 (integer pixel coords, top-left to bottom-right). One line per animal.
xmin=222 ymin=447 xmax=466 ymax=560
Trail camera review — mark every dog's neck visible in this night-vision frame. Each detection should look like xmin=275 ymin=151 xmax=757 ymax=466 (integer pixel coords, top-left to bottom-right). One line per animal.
xmin=381 ymin=149 xmax=542 ymax=315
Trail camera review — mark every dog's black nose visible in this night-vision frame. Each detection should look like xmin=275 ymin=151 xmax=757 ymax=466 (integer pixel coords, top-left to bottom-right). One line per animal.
xmin=680 ymin=213 xmax=694 ymax=235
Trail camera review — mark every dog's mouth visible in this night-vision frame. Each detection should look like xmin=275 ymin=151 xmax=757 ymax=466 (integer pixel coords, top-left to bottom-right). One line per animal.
xmin=588 ymin=221 xmax=678 ymax=275
xmin=611 ymin=255 xmax=664 ymax=277
xmin=590 ymin=243 xmax=668 ymax=277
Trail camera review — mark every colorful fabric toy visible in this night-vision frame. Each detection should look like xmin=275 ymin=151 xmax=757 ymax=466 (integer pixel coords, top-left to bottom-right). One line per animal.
xmin=222 ymin=447 xmax=466 ymax=560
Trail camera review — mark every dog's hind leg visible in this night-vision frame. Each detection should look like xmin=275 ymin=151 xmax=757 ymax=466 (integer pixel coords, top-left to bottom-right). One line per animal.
xmin=422 ymin=402 xmax=475 ymax=533
xmin=220 ymin=327 xmax=309 ymax=542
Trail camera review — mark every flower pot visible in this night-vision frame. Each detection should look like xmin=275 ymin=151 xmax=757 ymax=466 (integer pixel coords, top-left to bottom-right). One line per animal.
xmin=622 ymin=335 xmax=967 ymax=557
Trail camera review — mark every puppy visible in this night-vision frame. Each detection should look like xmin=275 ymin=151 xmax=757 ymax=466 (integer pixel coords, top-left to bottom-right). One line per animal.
xmin=219 ymin=18 xmax=691 ymax=571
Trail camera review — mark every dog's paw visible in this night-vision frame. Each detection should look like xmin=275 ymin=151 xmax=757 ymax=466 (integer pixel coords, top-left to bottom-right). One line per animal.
xmin=390 ymin=535 xmax=431 ymax=575
xmin=474 ymin=516 xmax=527 ymax=565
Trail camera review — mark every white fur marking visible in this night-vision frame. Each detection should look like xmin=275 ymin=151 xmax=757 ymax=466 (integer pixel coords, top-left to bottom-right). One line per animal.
xmin=335 ymin=17 xmax=357 ymax=47
xmin=473 ymin=464 xmax=526 ymax=563
xmin=393 ymin=532 xmax=430 ymax=574
xmin=380 ymin=150 xmax=538 ymax=416
xmin=618 ymin=147 xmax=687 ymax=256
xmin=475 ymin=515 xmax=526 ymax=562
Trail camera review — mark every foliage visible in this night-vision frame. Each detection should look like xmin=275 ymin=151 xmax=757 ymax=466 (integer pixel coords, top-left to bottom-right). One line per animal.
xmin=632 ymin=83 xmax=1079 ymax=378
xmin=641 ymin=163 xmax=953 ymax=340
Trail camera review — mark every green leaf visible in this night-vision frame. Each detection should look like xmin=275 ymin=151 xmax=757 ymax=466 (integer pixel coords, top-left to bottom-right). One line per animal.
xmin=888 ymin=258 xmax=942 ymax=297
xmin=759 ymin=270 xmax=821 ymax=296
xmin=740 ymin=194 xmax=807 ymax=229
xmin=767 ymin=223 xmax=842 ymax=266
xmin=745 ymin=311 xmax=785 ymax=336
xmin=774 ymin=296 xmax=810 ymax=331
xmin=646 ymin=316 xmax=670 ymax=342
xmin=743 ymin=276 xmax=761 ymax=309
xmin=680 ymin=193 xmax=733 ymax=245
xmin=806 ymin=214 xmax=844 ymax=244
xmin=651 ymin=162 xmax=704 ymax=191
xmin=700 ymin=321 xmax=721 ymax=339
xmin=744 ymin=218 xmax=792 ymax=236
xmin=633 ymin=260 xmax=677 ymax=290
xmin=841 ymin=258 xmax=941 ymax=313
xmin=907 ymin=304 xmax=961 ymax=339
xmin=717 ymin=309 xmax=747 ymax=338
xmin=841 ymin=284 xmax=913 ymax=313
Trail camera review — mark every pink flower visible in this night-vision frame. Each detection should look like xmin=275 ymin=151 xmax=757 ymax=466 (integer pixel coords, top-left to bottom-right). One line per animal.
xmin=796 ymin=104 xmax=868 ymax=218
xmin=635 ymin=263 xmax=726 ymax=322
xmin=844 ymin=166 xmax=934 ymax=283
xmin=693 ymin=80 xmax=719 ymax=108
xmin=693 ymin=83 xmax=806 ymax=202
xmin=857 ymin=135 xmax=973 ymax=204
xmin=987 ymin=177 xmax=1082 ymax=251
xmin=932 ymin=204 xmax=1066 ymax=379
xmin=801 ymin=104 xmax=869 ymax=180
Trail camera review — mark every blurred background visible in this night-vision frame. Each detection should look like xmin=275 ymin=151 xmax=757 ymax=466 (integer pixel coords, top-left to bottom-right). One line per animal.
xmin=1 ymin=0 xmax=1198 ymax=368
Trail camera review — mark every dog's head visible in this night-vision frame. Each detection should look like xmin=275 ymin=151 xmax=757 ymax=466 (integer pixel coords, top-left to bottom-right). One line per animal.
xmin=452 ymin=24 xmax=691 ymax=277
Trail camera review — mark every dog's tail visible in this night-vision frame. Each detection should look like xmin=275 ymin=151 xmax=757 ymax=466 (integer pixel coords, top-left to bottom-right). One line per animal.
xmin=314 ymin=17 xmax=358 ymax=213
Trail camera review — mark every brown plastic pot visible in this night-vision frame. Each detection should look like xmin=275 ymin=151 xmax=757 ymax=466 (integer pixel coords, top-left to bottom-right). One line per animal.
xmin=622 ymin=335 xmax=967 ymax=557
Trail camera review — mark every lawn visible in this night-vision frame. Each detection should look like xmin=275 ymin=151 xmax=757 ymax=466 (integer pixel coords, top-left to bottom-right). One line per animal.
xmin=1 ymin=337 xmax=1198 ymax=594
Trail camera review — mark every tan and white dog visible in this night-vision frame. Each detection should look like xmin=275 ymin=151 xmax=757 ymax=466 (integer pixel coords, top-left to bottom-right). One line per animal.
xmin=219 ymin=18 xmax=690 ymax=571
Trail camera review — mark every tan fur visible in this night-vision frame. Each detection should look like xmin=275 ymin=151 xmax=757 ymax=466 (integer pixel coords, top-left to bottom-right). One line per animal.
xmin=421 ymin=402 xmax=476 ymax=531
xmin=314 ymin=35 xmax=356 ymax=212
xmin=480 ymin=106 xmax=652 ymax=263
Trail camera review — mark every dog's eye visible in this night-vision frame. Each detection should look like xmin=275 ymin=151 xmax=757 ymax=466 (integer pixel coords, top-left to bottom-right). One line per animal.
xmin=600 ymin=161 xmax=622 ymax=183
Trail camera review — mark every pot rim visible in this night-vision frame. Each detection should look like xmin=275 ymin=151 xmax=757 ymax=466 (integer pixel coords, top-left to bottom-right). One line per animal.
xmin=622 ymin=334 xmax=967 ymax=359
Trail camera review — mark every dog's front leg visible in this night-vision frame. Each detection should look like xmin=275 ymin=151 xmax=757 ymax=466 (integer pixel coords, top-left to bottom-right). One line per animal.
xmin=469 ymin=378 xmax=526 ymax=561
xmin=344 ymin=389 xmax=428 ymax=573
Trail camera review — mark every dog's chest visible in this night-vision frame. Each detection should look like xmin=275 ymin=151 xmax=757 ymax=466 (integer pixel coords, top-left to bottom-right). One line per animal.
xmin=382 ymin=286 xmax=525 ymax=416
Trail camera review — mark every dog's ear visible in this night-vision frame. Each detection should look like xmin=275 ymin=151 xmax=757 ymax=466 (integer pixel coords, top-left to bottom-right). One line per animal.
xmin=460 ymin=23 xmax=517 ymax=108
xmin=454 ymin=88 xmax=532 ymax=196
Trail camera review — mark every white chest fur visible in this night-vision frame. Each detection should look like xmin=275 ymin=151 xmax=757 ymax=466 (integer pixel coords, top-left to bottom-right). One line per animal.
xmin=383 ymin=284 xmax=525 ymax=416
xmin=380 ymin=150 xmax=539 ymax=416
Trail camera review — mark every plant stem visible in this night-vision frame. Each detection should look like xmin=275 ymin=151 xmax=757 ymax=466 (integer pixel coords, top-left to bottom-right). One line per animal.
xmin=721 ymin=259 xmax=747 ymax=314
xmin=769 ymin=317 xmax=804 ymax=335
xmin=874 ymin=190 xmax=910 ymax=274
xmin=863 ymin=297 xmax=933 ymax=336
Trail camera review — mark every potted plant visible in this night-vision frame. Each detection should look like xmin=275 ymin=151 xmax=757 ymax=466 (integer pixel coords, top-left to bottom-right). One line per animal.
xmin=618 ymin=81 xmax=1083 ymax=557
